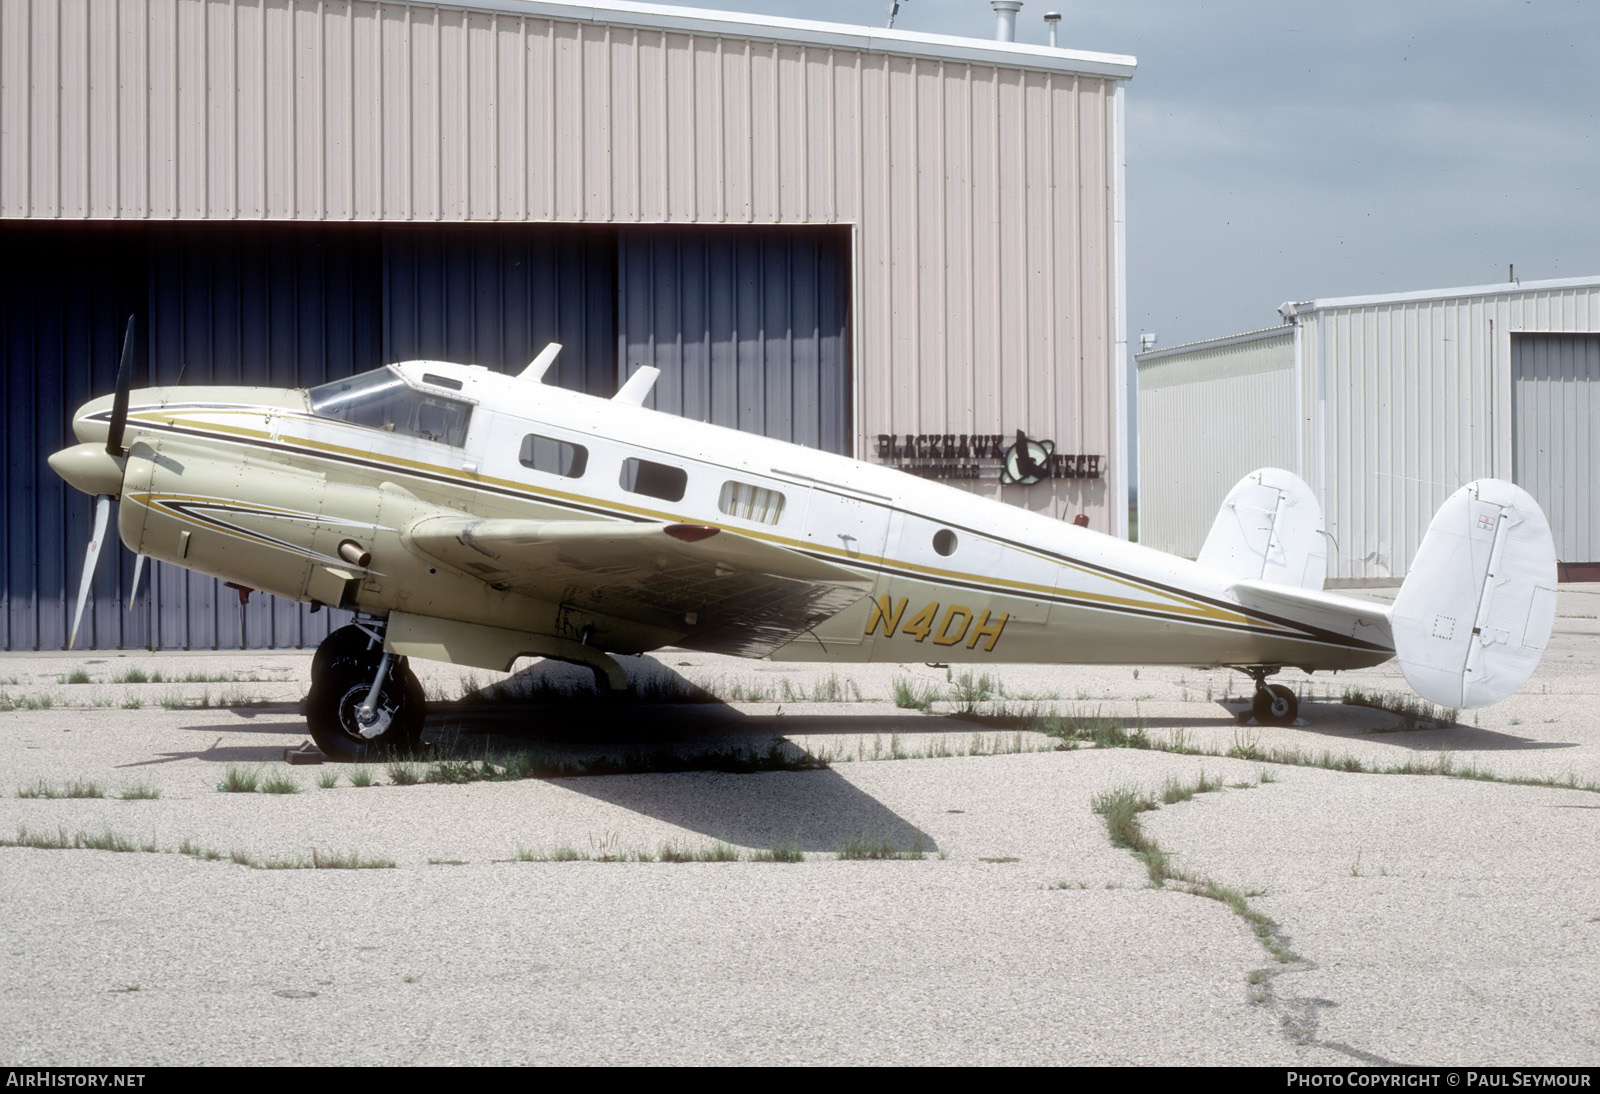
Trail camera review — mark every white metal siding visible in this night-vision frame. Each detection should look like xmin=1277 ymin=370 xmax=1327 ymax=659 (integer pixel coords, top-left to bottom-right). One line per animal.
xmin=1302 ymin=281 xmax=1600 ymax=579
xmin=2 ymin=0 xmax=1131 ymax=528
xmin=1136 ymin=329 xmax=1294 ymax=557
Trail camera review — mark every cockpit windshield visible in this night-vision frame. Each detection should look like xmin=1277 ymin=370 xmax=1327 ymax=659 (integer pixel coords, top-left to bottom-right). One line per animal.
xmin=307 ymin=367 xmax=472 ymax=447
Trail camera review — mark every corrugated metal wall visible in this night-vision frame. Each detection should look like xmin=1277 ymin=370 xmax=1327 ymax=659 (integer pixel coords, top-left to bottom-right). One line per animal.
xmin=618 ymin=226 xmax=850 ymax=453
xmin=1301 ymin=281 xmax=1600 ymax=580
xmin=1134 ymin=280 xmax=1600 ymax=581
xmin=1 ymin=0 xmax=1130 ymax=527
xmin=1136 ymin=328 xmax=1294 ymax=557
xmin=1512 ymin=332 xmax=1600 ymax=566
xmin=2 ymin=225 xmax=144 ymax=652
xmin=3 ymin=220 xmax=850 ymax=649
xmin=381 ymin=227 xmax=618 ymax=394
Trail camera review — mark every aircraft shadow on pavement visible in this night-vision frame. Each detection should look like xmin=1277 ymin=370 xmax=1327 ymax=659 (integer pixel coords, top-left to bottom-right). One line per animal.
xmin=423 ymin=658 xmax=939 ymax=852
xmin=554 ymin=767 xmax=937 ymax=854
xmin=1235 ymin=700 xmax=1578 ymax=752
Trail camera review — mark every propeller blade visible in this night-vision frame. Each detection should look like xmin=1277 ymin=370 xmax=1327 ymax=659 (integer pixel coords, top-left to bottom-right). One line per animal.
xmin=68 ymin=494 xmax=112 ymax=649
xmin=128 ymin=553 xmax=146 ymax=612
xmin=105 ymin=315 xmax=135 ymax=458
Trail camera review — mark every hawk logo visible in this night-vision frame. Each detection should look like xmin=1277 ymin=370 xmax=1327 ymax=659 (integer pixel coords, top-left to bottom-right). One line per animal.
xmin=1001 ymin=430 xmax=1054 ymax=485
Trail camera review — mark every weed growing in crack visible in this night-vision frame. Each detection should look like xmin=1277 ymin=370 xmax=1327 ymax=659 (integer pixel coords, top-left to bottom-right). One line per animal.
xmin=1341 ymin=686 xmax=1458 ymax=730
xmin=1091 ymin=777 xmax=1299 ymax=964
xmin=837 ymin=833 xmax=926 ymax=860
xmin=17 ymin=779 xmax=105 ymax=799
xmin=892 ymin=677 xmax=941 ymax=713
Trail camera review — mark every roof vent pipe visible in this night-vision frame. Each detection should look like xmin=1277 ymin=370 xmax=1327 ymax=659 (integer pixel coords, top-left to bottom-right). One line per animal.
xmin=991 ymin=1 xmax=1022 ymax=42
xmin=1043 ymin=11 xmax=1061 ymax=47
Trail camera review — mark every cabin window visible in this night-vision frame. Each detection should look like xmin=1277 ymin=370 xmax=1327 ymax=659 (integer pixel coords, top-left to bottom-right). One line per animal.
xmin=308 ymin=367 xmax=472 ymax=447
xmin=620 ymin=458 xmax=687 ymax=502
xmin=933 ymin=529 xmax=958 ymax=556
xmin=718 ymin=481 xmax=785 ymax=525
xmin=519 ymin=434 xmax=587 ymax=478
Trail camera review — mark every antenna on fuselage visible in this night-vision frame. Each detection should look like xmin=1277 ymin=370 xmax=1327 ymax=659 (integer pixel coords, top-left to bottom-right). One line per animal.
xmin=612 ymin=366 xmax=661 ymax=406
xmin=518 ymin=342 xmax=562 ymax=384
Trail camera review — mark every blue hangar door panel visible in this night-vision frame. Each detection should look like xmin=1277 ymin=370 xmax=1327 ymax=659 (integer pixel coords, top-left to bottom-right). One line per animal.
xmin=616 ymin=227 xmax=852 ymax=455
xmin=144 ymin=225 xmax=384 ymax=653
xmin=381 ymin=227 xmax=619 ymax=397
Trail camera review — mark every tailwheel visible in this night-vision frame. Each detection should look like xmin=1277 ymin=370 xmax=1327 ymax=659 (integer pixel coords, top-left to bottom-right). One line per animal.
xmin=307 ymin=639 xmax=425 ymax=762
xmin=1252 ymin=682 xmax=1299 ymax=726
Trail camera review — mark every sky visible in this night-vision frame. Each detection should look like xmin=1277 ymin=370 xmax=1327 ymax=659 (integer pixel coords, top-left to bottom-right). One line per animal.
xmin=681 ymin=0 xmax=1600 ymax=348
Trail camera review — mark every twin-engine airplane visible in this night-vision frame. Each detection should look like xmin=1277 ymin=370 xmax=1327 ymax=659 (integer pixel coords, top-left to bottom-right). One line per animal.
xmin=50 ymin=322 xmax=1560 ymax=760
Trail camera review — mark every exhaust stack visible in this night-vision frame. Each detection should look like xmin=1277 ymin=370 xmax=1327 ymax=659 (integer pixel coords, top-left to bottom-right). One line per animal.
xmin=991 ymin=1 xmax=1022 ymax=42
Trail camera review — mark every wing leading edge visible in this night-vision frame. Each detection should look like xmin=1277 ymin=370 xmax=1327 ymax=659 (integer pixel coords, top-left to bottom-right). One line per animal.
xmin=404 ymin=516 xmax=872 ymax=657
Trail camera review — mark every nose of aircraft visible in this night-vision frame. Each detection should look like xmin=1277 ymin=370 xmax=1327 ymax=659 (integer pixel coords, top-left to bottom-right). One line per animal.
xmin=48 ymin=440 xmax=126 ymax=498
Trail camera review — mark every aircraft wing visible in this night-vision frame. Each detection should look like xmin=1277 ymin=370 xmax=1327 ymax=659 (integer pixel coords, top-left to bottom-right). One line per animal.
xmin=404 ymin=516 xmax=872 ymax=656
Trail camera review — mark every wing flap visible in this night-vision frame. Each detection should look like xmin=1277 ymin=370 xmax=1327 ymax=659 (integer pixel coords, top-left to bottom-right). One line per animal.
xmin=405 ymin=516 xmax=870 ymax=656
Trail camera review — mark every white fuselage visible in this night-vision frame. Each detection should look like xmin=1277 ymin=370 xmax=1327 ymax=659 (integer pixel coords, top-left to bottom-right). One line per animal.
xmin=80 ymin=359 xmax=1394 ymax=672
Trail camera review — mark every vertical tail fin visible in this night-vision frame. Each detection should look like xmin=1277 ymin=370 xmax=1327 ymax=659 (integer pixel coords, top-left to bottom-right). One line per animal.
xmin=1391 ymin=480 xmax=1558 ymax=708
xmin=1197 ymin=468 xmax=1327 ymax=590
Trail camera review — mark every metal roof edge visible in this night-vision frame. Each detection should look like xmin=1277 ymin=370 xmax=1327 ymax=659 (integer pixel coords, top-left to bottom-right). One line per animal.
xmin=1301 ymin=275 xmax=1600 ymax=313
xmin=1134 ymin=325 xmax=1293 ymax=364
xmin=428 ymin=0 xmax=1138 ymax=77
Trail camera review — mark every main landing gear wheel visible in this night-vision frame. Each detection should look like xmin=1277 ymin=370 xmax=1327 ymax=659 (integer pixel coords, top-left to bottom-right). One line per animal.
xmin=1252 ymin=683 xmax=1299 ymax=727
xmin=310 ymin=623 xmax=381 ymax=681
xmin=306 ymin=647 xmax=425 ymax=762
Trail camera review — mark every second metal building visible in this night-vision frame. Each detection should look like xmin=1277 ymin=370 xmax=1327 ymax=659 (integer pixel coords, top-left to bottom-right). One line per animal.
xmin=1137 ymin=275 xmax=1600 ymax=582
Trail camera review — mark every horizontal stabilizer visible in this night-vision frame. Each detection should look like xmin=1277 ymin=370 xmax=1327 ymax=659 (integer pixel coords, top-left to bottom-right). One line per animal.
xmin=1229 ymin=579 xmax=1393 ymax=652
xmin=1391 ymin=480 xmax=1558 ymax=709
xmin=1198 ymin=468 xmax=1327 ymax=590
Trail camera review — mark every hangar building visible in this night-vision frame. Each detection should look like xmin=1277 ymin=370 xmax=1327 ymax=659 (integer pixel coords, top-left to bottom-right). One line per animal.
xmin=1 ymin=0 xmax=1135 ymax=650
xmin=1137 ymin=275 xmax=1600 ymax=583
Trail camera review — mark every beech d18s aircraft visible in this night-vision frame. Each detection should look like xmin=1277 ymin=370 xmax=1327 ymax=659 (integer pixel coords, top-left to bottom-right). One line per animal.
xmin=50 ymin=322 xmax=1559 ymax=760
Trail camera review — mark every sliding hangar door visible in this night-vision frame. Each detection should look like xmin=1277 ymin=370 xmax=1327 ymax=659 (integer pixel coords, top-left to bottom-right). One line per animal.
xmin=1 ymin=222 xmax=850 ymax=650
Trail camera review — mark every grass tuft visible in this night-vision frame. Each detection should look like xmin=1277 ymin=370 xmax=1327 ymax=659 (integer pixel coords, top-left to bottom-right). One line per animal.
xmin=748 ymin=839 xmax=805 ymax=863
xmin=118 ymin=781 xmax=161 ymax=801
xmin=17 ymin=779 xmax=105 ymax=799
xmin=891 ymin=676 xmax=939 ymax=713
xmin=311 ymin=848 xmax=396 ymax=869
xmin=1341 ymin=686 xmax=1459 ymax=730
xmin=217 ymin=766 xmax=260 ymax=793
xmin=386 ymin=762 xmax=423 ymax=786
xmin=259 ymin=770 xmax=300 ymax=795
xmin=837 ymin=833 xmax=926 ymax=860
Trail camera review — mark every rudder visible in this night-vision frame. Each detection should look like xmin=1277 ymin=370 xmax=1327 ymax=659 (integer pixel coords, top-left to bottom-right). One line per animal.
xmin=1197 ymin=468 xmax=1327 ymax=590
xmin=1391 ymin=480 xmax=1559 ymax=708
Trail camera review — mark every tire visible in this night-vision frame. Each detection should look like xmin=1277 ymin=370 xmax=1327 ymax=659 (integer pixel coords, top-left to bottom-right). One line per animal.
xmin=306 ymin=655 xmax=425 ymax=762
xmin=1252 ymin=683 xmax=1299 ymax=726
xmin=310 ymin=624 xmax=381 ymax=682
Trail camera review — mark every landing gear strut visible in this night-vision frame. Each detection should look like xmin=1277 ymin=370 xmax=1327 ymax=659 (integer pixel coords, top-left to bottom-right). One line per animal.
xmin=306 ymin=619 xmax=425 ymax=761
xmin=1238 ymin=666 xmax=1299 ymax=727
